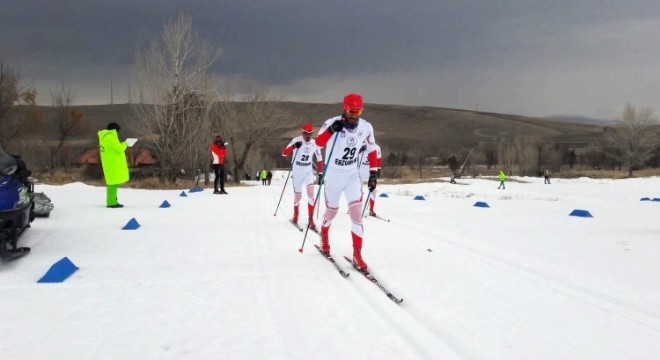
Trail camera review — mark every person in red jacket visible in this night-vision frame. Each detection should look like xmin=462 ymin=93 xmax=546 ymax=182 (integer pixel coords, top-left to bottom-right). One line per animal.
xmin=314 ymin=93 xmax=379 ymax=271
xmin=210 ymin=135 xmax=228 ymax=194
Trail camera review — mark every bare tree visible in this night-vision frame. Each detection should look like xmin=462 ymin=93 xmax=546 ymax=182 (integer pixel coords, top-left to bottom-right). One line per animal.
xmin=481 ymin=142 xmax=497 ymax=170
xmin=607 ymin=103 xmax=658 ymax=176
xmin=49 ymin=84 xmax=90 ymax=174
xmin=512 ymin=135 xmax=538 ymax=176
xmin=132 ymin=13 xmax=221 ymax=182
xmin=497 ymin=138 xmax=515 ymax=174
xmin=214 ymin=81 xmax=293 ymax=183
xmin=408 ymin=145 xmax=435 ymax=179
xmin=0 ymin=61 xmax=41 ymax=148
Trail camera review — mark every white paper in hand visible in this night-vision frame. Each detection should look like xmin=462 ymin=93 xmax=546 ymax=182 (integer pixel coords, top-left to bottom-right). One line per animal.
xmin=126 ymin=138 xmax=138 ymax=147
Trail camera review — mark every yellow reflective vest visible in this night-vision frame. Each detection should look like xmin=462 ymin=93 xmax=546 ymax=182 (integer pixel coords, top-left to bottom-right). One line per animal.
xmin=98 ymin=129 xmax=129 ymax=185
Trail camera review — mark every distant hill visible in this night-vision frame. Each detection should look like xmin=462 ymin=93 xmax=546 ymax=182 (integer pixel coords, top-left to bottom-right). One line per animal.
xmin=37 ymin=102 xmax=611 ymax=156
xmin=547 ymin=115 xmax=616 ymax=126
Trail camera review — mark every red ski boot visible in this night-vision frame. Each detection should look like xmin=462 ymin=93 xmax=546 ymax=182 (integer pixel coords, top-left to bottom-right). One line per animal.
xmin=320 ymin=227 xmax=330 ymax=254
xmin=353 ymin=248 xmax=368 ymax=272
xmin=351 ymin=232 xmax=368 ymax=271
xmin=368 ymin=199 xmax=376 ymax=216
xmin=291 ymin=206 xmax=299 ymax=224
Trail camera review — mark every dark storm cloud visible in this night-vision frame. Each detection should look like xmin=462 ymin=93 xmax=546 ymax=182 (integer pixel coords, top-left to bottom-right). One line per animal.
xmin=2 ymin=0 xmax=660 ymax=117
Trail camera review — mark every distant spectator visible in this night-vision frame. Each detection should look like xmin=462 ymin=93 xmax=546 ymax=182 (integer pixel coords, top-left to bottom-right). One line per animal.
xmin=260 ymin=169 xmax=267 ymax=185
xmin=498 ymin=170 xmax=506 ymax=190
xmin=266 ymin=170 xmax=273 ymax=185
xmin=544 ymin=167 xmax=551 ymax=184
xmin=210 ymin=134 xmax=228 ymax=194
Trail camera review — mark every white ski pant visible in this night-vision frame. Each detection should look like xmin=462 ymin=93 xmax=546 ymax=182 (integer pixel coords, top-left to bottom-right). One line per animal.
xmin=321 ymin=170 xmax=364 ymax=237
xmin=291 ymin=170 xmax=316 ymax=206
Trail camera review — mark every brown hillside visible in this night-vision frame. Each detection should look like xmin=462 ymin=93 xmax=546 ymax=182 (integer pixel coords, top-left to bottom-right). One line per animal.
xmin=36 ymin=102 xmax=608 ymax=155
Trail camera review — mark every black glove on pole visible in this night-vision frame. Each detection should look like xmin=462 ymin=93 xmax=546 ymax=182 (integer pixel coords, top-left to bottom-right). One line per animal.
xmin=329 ymin=120 xmax=344 ymax=133
xmin=368 ymin=170 xmax=378 ymax=192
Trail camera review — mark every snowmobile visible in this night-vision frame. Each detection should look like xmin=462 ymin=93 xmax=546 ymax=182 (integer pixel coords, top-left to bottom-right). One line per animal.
xmin=0 ymin=143 xmax=52 ymax=260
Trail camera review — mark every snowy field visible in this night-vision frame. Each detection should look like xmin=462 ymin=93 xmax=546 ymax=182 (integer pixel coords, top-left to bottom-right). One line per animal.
xmin=1 ymin=175 xmax=659 ymax=359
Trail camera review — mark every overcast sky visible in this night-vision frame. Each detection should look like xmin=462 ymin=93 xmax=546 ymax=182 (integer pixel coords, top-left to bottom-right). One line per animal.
xmin=2 ymin=0 xmax=660 ymax=119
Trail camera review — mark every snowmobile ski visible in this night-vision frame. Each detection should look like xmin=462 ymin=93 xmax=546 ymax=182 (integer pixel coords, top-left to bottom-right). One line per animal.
xmin=0 ymin=246 xmax=30 ymax=261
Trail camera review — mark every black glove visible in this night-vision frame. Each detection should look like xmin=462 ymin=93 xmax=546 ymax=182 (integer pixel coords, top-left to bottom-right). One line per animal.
xmin=359 ymin=145 xmax=367 ymax=153
xmin=317 ymin=173 xmax=324 ymax=185
xmin=368 ymin=171 xmax=377 ymax=192
xmin=293 ymin=141 xmax=302 ymax=149
xmin=329 ymin=120 xmax=344 ymax=133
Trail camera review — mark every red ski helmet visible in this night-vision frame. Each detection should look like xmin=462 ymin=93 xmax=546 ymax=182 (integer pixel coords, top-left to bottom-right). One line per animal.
xmin=343 ymin=93 xmax=363 ymax=112
xmin=301 ymin=123 xmax=314 ymax=133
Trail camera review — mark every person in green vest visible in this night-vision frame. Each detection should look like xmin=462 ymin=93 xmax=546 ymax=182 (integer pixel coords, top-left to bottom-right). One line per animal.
xmin=98 ymin=122 xmax=137 ymax=208
xmin=497 ymin=170 xmax=506 ymax=190
xmin=260 ymin=169 xmax=268 ymax=185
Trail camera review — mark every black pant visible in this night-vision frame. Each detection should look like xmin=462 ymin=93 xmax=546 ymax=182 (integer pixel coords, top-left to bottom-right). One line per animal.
xmin=212 ymin=164 xmax=226 ymax=191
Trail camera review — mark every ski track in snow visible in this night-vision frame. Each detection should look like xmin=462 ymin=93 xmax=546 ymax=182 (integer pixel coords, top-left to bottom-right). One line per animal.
xmin=371 ymin=187 xmax=660 ymax=359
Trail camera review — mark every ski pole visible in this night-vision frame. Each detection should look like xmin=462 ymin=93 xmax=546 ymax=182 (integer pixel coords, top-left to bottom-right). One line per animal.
xmin=356 ymin=147 xmax=369 ymax=216
xmin=273 ymin=147 xmax=299 ymax=216
xmin=315 ymin=183 xmax=323 ymax=219
xmin=311 ymin=162 xmax=323 ymax=220
xmin=361 ymin=190 xmax=373 ymax=217
xmin=299 ymin=132 xmax=339 ymax=253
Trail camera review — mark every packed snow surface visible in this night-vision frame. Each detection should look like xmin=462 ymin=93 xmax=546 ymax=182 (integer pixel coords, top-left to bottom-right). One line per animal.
xmin=2 ymin=175 xmax=659 ymax=359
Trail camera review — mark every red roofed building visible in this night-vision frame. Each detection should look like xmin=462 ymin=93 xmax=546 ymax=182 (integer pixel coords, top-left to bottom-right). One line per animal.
xmin=77 ymin=148 xmax=157 ymax=167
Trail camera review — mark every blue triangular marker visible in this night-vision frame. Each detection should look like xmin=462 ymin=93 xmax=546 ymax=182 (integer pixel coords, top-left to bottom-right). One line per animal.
xmin=640 ymin=197 xmax=650 ymax=201
xmin=653 ymin=198 xmax=660 ymax=202
xmin=569 ymin=209 xmax=593 ymax=218
xmin=37 ymin=257 xmax=79 ymax=283
xmin=188 ymin=186 xmax=203 ymax=193
xmin=180 ymin=191 xmax=187 ymax=197
xmin=414 ymin=195 xmax=425 ymax=200
xmin=159 ymin=200 xmax=171 ymax=208
xmin=379 ymin=193 xmax=389 ymax=198
xmin=122 ymin=217 xmax=141 ymax=230
xmin=474 ymin=201 xmax=490 ymax=208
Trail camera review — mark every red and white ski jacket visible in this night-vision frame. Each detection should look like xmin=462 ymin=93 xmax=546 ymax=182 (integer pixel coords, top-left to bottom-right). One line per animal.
xmin=282 ymin=136 xmax=324 ymax=173
xmin=210 ymin=143 xmax=226 ymax=165
xmin=315 ymin=116 xmax=378 ymax=173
